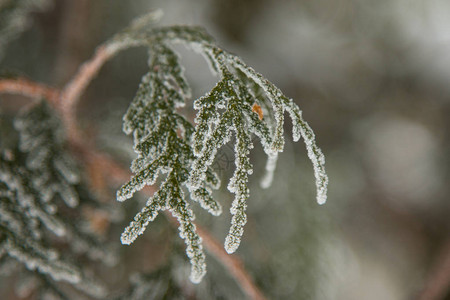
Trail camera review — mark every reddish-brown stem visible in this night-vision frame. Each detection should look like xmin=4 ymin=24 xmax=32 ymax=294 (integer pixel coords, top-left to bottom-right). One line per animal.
xmin=59 ymin=45 xmax=114 ymax=141
xmin=54 ymin=0 xmax=94 ymax=85
xmin=0 ymin=78 xmax=60 ymax=105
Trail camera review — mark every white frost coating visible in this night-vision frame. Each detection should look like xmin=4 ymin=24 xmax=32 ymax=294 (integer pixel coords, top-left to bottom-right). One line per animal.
xmin=128 ymin=9 xmax=164 ymax=31
xmin=74 ymin=278 xmax=107 ymax=299
xmin=53 ymin=157 xmax=79 ymax=184
xmin=120 ymin=199 xmax=161 ymax=245
xmin=188 ymin=119 xmax=232 ymax=190
xmin=0 ymin=162 xmax=66 ymax=236
xmin=189 ymin=43 xmax=221 ymax=76
xmin=224 ymin=191 xmax=248 ymax=254
xmin=231 ymin=57 xmax=286 ymax=152
xmin=233 ymin=55 xmax=328 ymax=205
xmin=224 ymin=125 xmax=252 ymax=254
xmin=0 ymin=204 xmax=23 ymax=234
xmin=190 ymin=187 xmax=222 ymax=216
xmin=205 ymin=168 xmax=221 ymax=190
xmin=302 ymin=129 xmax=328 ymax=205
xmin=56 ymin=183 xmax=79 ymax=208
xmin=284 ymin=101 xmax=328 ymax=205
xmin=114 ymin=21 xmax=329 ymax=283
xmin=171 ymin=201 xmax=206 ymax=284
xmin=14 ymin=101 xmax=81 ymax=210
xmin=5 ymin=237 xmax=80 ymax=283
xmin=34 ymin=209 xmax=66 ymax=237
xmin=117 ymin=161 xmax=161 ymax=202
xmin=43 ymin=203 xmax=57 ymax=214
xmin=260 ymin=153 xmax=278 ymax=189
xmin=243 ymin=109 xmax=274 ymax=156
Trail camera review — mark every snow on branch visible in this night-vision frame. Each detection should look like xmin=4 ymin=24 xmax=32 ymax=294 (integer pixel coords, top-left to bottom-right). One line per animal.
xmin=114 ymin=13 xmax=328 ymax=283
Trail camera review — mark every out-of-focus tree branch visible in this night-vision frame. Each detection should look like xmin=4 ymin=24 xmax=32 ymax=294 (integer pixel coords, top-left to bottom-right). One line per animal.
xmin=60 ymin=45 xmax=114 ymax=141
xmin=0 ymin=78 xmax=59 ymax=105
xmin=54 ymin=0 xmax=93 ymax=84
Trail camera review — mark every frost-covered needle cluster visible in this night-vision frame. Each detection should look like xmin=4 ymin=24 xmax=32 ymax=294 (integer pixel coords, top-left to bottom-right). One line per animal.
xmin=1 ymin=101 xmax=113 ymax=298
xmin=114 ymin=13 xmax=328 ymax=283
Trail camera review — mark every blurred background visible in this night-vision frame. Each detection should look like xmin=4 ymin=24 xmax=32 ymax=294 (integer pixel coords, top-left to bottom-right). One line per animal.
xmin=1 ymin=0 xmax=449 ymax=299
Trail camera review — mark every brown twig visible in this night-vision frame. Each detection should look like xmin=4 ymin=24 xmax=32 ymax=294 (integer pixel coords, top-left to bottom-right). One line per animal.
xmin=0 ymin=78 xmax=60 ymax=105
xmin=59 ymin=45 xmax=114 ymax=140
xmin=54 ymin=0 xmax=93 ymax=85
xmin=417 ymin=238 xmax=450 ymax=300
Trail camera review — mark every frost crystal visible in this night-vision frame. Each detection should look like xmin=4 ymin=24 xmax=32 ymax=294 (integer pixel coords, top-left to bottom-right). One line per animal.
xmin=114 ymin=13 xmax=328 ymax=283
xmin=260 ymin=154 xmax=278 ymax=189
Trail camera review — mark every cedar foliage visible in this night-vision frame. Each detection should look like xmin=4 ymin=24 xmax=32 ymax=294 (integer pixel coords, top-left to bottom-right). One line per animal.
xmin=111 ymin=11 xmax=328 ymax=283
xmin=0 ymin=7 xmax=328 ymax=298
xmin=0 ymin=101 xmax=114 ymax=298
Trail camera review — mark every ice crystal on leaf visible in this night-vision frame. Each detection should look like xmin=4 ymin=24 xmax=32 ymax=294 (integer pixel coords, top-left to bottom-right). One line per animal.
xmin=115 ymin=12 xmax=328 ymax=283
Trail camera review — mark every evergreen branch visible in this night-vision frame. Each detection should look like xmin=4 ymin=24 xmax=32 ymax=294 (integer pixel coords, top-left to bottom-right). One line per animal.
xmin=0 ymin=103 xmax=111 ymax=298
xmin=0 ymin=76 xmax=266 ymax=298
xmin=230 ymin=55 xmax=328 ymax=204
xmin=75 ymin=138 xmax=266 ymax=297
xmin=114 ymin=21 xmax=328 ymax=283
xmin=1 ymin=226 xmax=80 ymax=284
xmin=0 ymin=11 xmax=328 ymax=298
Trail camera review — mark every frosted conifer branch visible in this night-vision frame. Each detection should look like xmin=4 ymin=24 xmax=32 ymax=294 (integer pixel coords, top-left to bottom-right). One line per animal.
xmin=0 ymin=151 xmax=66 ymax=237
xmin=14 ymin=100 xmax=80 ymax=208
xmin=114 ymin=14 xmax=328 ymax=283
xmin=115 ymin=32 xmax=217 ymax=282
xmin=120 ymin=194 xmax=162 ymax=245
xmin=0 ymin=12 xmax=275 ymax=298
xmin=3 ymin=229 xmax=80 ymax=284
xmin=283 ymin=100 xmax=328 ymax=204
xmin=0 ymin=99 xmax=114 ymax=297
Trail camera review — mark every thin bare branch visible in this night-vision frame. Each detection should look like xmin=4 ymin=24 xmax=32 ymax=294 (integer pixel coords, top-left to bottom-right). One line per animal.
xmin=54 ymin=0 xmax=93 ymax=84
xmin=60 ymin=45 xmax=114 ymax=140
xmin=0 ymin=78 xmax=59 ymax=105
